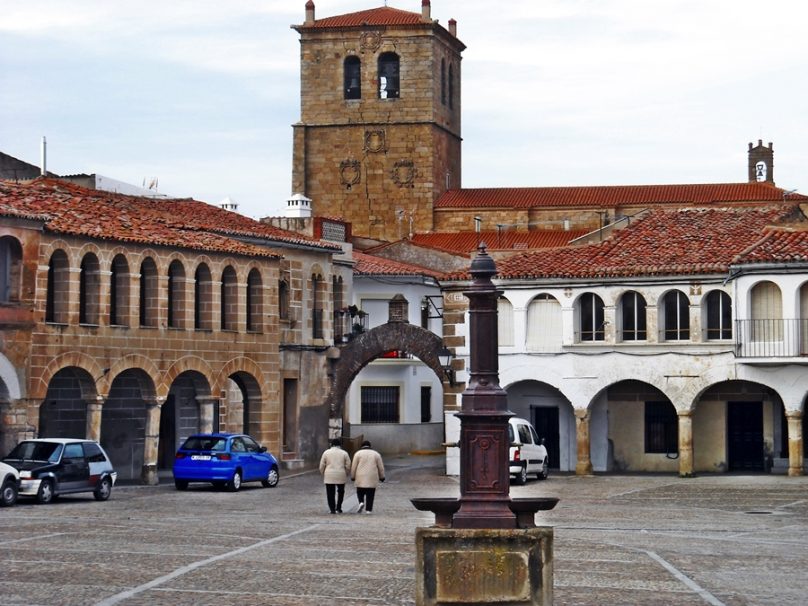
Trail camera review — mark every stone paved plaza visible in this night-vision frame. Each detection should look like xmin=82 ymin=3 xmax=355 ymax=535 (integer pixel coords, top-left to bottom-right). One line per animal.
xmin=0 ymin=455 xmax=806 ymax=605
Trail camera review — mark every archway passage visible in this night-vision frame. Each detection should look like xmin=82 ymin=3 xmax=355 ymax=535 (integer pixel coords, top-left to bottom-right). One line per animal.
xmin=39 ymin=367 xmax=95 ymax=439
xmin=327 ymin=322 xmax=446 ymax=420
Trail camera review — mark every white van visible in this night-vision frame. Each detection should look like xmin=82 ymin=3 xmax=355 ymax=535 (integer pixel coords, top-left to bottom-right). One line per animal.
xmin=508 ymin=417 xmax=549 ymax=484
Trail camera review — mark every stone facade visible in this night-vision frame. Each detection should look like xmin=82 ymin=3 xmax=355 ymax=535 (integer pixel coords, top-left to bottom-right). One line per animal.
xmin=0 ymin=183 xmax=350 ymax=479
xmin=292 ymin=6 xmax=464 ymax=242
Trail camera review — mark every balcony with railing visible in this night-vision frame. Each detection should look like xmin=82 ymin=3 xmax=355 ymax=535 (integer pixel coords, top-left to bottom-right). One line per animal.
xmin=735 ymin=319 xmax=808 ymax=358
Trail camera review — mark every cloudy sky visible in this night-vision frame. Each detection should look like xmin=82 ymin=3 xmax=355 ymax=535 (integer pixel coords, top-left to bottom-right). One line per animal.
xmin=2 ymin=1 xmax=806 ymax=219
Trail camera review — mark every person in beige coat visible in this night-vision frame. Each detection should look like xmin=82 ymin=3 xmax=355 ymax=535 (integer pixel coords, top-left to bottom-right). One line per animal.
xmin=350 ymin=440 xmax=385 ymax=514
xmin=319 ymin=438 xmax=351 ymax=514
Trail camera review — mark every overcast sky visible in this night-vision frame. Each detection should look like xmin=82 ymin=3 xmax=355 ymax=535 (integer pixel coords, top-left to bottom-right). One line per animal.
xmin=2 ymin=1 xmax=806 ymax=219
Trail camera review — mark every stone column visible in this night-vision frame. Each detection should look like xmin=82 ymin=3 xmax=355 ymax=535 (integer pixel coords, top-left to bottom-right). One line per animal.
xmin=85 ymin=397 xmax=104 ymax=442
xmin=786 ymin=410 xmax=804 ymax=477
xmin=141 ymin=396 xmax=165 ymax=485
xmin=677 ymin=410 xmax=694 ymax=477
xmin=198 ymin=397 xmax=218 ymax=434
xmin=575 ymin=409 xmax=593 ymax=475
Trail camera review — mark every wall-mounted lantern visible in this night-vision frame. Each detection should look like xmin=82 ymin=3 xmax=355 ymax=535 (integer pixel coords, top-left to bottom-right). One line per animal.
xmin=438 ymin=345 xmax=455 ymax=386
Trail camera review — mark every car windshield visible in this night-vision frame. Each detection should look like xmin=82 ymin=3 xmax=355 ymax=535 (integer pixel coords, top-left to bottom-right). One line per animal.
xmin=181 ymin=437 xmax=227 ymax=452
xmin=5 ymin=441 xmax=64 ymax=463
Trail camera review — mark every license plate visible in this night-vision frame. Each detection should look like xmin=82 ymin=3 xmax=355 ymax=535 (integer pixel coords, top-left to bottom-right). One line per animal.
xmin=191 ymin=455 xmax=211 ymax=461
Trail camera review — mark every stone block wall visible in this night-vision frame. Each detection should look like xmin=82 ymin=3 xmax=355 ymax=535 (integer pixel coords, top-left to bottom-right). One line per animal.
xmin=294 ymin=21 xmax=464 ymax=241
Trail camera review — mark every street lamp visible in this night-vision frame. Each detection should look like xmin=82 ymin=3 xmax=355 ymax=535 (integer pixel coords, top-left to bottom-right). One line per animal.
xmin=438 ymin=345 xmax=455 ymax=386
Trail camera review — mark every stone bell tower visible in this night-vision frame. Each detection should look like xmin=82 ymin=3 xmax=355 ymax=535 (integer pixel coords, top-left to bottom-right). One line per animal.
xmin=291 ymin=1 xmax=465 ymax=242
xmin=748 ymin=139 xmax=775 ymax=184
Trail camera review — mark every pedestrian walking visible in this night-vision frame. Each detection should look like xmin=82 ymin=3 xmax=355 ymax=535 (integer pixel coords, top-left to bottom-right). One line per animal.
xmin=319 ymin=438 xmax=351 ymax=514
xmin=350 ymin=440 xmax=385 ymax=514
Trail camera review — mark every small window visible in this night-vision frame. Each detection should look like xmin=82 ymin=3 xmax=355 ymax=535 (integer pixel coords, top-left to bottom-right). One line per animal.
xmin=63 ymin=443 xmax=84 ymax=460
xmin=139 ymin=257 xmax=158 ymax=327
xmin=231 ymin=438 xmax=247 ymax=452
xmin=242 ymin=436 xmax=260 ymax=452
xmin=246 ymin=268 xmax=262 ymax=332
xmin=378 ymin=52 xmax=400 ymax=99
xmin=645 ymin=401 xmax=678 ymax=454
xmin=420 ymin=386 xmax=431 ymax=423
xmin=705 ymin=290 xmax=732 ymax=340
xmin=79 ymin=253 xmax=101 ymax=325
xmin=517 ymin=424 xmax=532 ymax=445
xmin=440 ymin=59 xmax=446 ymax=105
xmin=279 ymin=279 xmax=290 ymax=320
xmin=448 ymin=63 xmax=454 ymax=109
xmin=344 ymin=56 xmax=361 ymax=99
xmin=662 ymin=290 xmax=690 ymax=341
xmin=361 ymin=386 xmax=400 ymax=423
xmin=579 ymin=292 xmax=605 ymax=342
xmin=221 ymin=265 xmax=238 ymax=331
xmin=83 ymin=442 xmax=106 ymax=463
xmin=0 ymin=235 xmax=23 ymax=303
xmin=167 ymin=260 xmax=186 ymax=329
xmin=621 ymin=291 xmax=647 ymax=341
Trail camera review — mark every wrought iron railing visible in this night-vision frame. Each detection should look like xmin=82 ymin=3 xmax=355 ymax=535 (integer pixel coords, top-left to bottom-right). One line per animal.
xmin=735 ymin=319 xmax=808 ymax=358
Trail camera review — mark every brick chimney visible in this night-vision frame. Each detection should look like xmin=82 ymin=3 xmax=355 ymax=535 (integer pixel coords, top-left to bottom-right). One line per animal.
xmin=748 ymin=139 xmax=774 ymax=184
xmin=305 ymin=0 xmax=315 ymax=25
xmin=421 ymin=0 xmax=431 ymax=21
xmin=448 ymin=18 xmax=457 ymax=37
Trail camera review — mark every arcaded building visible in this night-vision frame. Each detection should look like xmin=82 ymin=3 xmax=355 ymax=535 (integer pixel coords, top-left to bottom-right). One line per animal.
xmin=0 ymin=179 xmax=346 ymax=481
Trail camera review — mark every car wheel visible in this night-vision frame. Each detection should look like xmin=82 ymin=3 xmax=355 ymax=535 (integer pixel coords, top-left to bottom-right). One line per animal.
xmin=262 ymin=466 xmax=279 ymax=488
xmin=94 ymin=477 xmax=112 ymax=501
xmin=538 ymin=459 xmax=549 ymax=481
xmin=228 ymin=470 xmax=242 ymax=492
xmin=174 ymin=479 xmax=189 ymax=491
xmin=513 ymin=465 xmax=527 ymax=485
xmin=37 ymin=479 xmax=55 ymax=504
xmin=1 ymin=480 xmax=18 ymax=507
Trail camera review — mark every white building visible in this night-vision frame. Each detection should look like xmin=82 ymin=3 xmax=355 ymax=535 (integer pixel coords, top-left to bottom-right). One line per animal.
xmin=345 ymin=252 xmax=446 ymax=453
xmin=443 ymin=204 xmax=808 ymax=477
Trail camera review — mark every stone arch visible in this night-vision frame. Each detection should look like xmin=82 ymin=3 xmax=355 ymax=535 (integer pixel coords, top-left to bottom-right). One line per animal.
xmin=33 ymin=351 xmax=106 ymax=400
xmin=160 ymin=356 xmax=214 ymax=400
xmin=214 ymin=356 xmax=267 ymax=396
xmin=103 ymin=354 xmax=161 ymax=398
xmin=0 ymin=353 xmax=21 ymax=400
xmin=327 ymin=322 xmax=444 ymax=417
xmin=690 ymin=379 xmax=783 ymax=473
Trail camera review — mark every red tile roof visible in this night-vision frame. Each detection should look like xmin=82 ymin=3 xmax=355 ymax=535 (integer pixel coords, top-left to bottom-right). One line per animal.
xmin=297 ymin=6 xmax=426 ymax=29
xmin=353 ymin=251 xmax=444 ymax=279
xmin=734 ymin=228 xmax=808 ymax=265
xmin=468 ymin=205 xmax=807 ymax=281
xmin=411 ymin=230 xmax=589 ymax=254
xmin=435 ymin=183 xmax=808 ymax=210
xmin=0 ymin=178 xmax=339 ymax=257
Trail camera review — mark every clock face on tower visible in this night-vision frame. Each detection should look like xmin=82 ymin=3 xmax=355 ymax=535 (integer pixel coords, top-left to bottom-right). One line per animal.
xmin=755 ymin=161 xmax=767 ymax=182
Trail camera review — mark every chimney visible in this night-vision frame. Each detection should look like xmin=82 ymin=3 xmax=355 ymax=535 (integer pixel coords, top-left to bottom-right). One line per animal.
xmin=305 ymin=0 xmax=315 ymax=25
xmin=41 ymin=136 xmax=47 ymax=176
xmin=421 ymin=0 xmax=431 ymax=21
xmin=748 ymin=139 xmax=774 ymax=184
xmin=448 ymin=18 xmax=457 ymax=37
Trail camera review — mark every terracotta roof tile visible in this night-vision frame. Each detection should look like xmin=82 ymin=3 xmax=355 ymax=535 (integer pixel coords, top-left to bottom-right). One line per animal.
xmin=411 ymin=230 xmax=588 ymax=254
xmin=465 ymin=205 xmax=807 ymax=281
xmin=435 ymin=183 xmax=808 ymax=210
xmin=0 ymin=179 xmax=339 ymax=258
xmin=298 ymin=6 xmax=426 ymax=29
xmin=353 ymin=251 xmax=444 ymax=279
xmin=734 ymin=228 xmax=808 ymax=265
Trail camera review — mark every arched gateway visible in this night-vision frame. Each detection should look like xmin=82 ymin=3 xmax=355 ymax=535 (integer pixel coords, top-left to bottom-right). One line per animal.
xmin=325 ymin=300 xmax=447 ymax=421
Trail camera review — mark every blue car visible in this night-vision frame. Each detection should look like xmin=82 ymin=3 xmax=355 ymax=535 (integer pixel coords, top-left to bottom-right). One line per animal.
xmin=172 ymin=433 xmax=279 ymax=491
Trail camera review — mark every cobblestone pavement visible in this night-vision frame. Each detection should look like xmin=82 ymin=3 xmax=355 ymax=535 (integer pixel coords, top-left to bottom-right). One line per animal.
xmin=1 ymin=455 xmax=806 ymax=605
